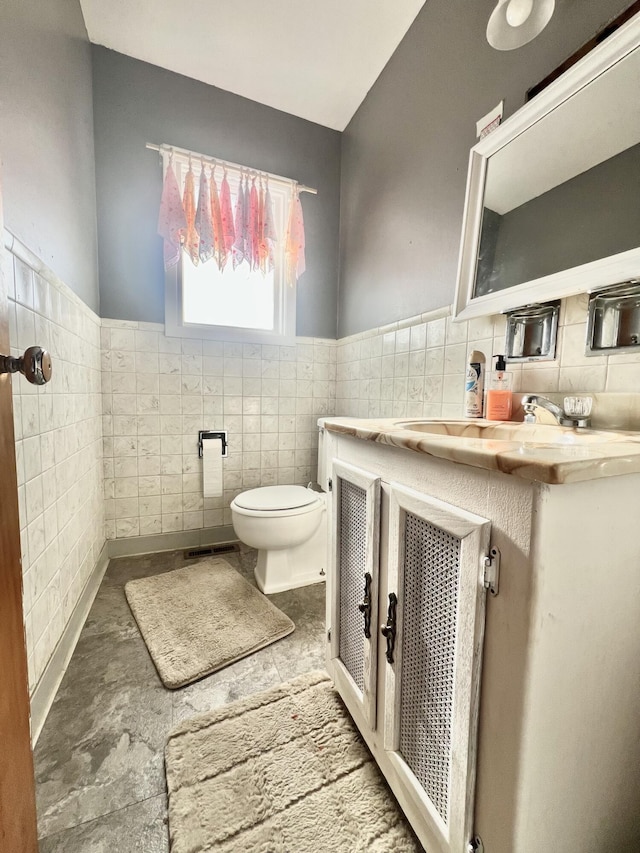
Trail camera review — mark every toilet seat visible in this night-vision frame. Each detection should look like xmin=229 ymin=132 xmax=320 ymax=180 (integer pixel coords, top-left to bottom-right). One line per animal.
xmin=231 ymin=485 xmax=322 ymax=518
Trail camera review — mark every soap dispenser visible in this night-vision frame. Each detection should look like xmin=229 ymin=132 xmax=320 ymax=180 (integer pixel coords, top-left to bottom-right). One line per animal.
xmin=485 ymin=354 xmax=513 ymax=421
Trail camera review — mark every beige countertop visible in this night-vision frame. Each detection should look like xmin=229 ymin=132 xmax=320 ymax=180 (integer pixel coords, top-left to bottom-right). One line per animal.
xmin=322 ymin=417 xmax=640 ymax=485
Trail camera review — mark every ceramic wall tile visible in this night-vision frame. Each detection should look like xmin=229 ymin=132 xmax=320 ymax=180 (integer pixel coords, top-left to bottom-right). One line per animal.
xmin=102 ymin=322 xmax=337 ymax=540
xmin=7 ymin=248 xmax=105 ymax=696
xmin=336 ymin=299 xmax=640 ymax=422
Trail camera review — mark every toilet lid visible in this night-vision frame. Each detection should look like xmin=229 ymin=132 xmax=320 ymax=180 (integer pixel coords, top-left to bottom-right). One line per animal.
xmin=234 ymin=485 xmax=319 ymax=512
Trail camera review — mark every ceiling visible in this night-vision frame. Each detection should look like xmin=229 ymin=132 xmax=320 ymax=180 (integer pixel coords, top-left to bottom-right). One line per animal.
xmin=79 ymin=0 xmax=427 ymax=131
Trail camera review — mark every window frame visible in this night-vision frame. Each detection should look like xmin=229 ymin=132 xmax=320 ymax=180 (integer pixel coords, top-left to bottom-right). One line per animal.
xmin=164 ymin=157 xmax=296 ymax=344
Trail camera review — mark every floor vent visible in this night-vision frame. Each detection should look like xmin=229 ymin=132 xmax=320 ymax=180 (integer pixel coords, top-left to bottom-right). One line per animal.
xmin=184 ymin=542 xmax=239 ymax=560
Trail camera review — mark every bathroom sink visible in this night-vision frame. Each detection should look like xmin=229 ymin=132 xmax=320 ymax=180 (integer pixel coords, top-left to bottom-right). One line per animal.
xmin=394 ymin=419 xmax=621 ymax=445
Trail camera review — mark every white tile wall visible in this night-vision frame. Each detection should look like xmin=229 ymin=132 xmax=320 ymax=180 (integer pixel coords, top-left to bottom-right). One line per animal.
xmin=101 ymin=321 xmax=336 ymax=538
xmin=6 ymin=244 xmax=105 ymax=694
xmin=336 ymin=294 xmax=640 ymax=419
xmin=103 ymin=295 xmax=640 ymax=545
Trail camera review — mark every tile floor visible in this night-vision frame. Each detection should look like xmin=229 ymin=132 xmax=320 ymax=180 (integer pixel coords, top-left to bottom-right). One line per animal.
xmin=34 ymin=546 xmax=327 ymax=852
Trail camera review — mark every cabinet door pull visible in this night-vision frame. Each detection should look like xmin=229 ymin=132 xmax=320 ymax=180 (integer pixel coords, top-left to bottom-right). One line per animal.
xmin=357 ymin=572 xmax=373 ymax=639
xmin=380 ymin=592 xmax=398 ymax=663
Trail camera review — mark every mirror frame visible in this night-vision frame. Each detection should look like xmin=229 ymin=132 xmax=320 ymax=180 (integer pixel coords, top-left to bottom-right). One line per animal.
xmin=454 ymin=12 xmax=640 ymax=321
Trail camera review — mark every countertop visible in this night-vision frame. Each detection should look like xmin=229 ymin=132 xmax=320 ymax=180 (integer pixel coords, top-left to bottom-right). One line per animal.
xmin=322 ymin=417 xmax=640 ymax=485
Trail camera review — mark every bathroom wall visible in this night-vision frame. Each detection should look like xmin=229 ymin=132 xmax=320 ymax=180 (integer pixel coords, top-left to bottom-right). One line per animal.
xmin=336 ymin=295 xmax=640 ymax=420
xmin=338 ymin=0 xmax=633 ymax=335
xmin=6 ymin=235 xmax=105 ymax=696
xmin=0 ymin=0 xmax=99 ymax=312
xmin=103 ymin=287 xmax=640 ymax=547
xmin=101 ymin=321 xmax=335 ymax=540
xmin=91 ymin=47 xmax=341 ymax=338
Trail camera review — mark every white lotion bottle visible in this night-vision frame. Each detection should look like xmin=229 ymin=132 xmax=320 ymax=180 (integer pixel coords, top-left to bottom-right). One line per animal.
xmin=464 ymin=350 xmax=486 ymax=418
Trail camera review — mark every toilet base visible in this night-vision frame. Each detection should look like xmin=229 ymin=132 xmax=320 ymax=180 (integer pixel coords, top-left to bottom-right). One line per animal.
xmin=254 ymin=521 xmax=327 ymax=594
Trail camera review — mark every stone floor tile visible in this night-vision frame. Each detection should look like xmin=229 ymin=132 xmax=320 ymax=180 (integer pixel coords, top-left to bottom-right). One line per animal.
xmin=35 ymin=546 xmax=326 ymax=847
xmin=38 ymin=794 xmax=168 ymax=853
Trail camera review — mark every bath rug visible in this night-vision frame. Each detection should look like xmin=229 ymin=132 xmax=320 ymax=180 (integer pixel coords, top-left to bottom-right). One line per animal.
xmin=165 ymin=671 xmax=422 ymax=852
xmin=125 ymin=557 xmax=294 ymax=689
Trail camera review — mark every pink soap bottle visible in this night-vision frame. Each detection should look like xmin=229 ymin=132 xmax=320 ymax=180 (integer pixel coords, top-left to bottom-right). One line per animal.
xmin=485 ymin=354 xmax=513 ymax=421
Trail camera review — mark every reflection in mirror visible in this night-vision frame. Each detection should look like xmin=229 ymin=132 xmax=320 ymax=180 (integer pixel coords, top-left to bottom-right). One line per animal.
xmin=474 ymin=44 xmax=640 ymax=298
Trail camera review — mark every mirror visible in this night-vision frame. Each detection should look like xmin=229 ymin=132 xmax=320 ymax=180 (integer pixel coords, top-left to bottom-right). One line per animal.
xmin=454 ymin=12 xmax=640 ymax=320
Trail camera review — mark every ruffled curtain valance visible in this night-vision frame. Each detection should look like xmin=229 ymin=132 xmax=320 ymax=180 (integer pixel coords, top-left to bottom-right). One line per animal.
xmin=155 ymin=145 xmax=310 ymax=286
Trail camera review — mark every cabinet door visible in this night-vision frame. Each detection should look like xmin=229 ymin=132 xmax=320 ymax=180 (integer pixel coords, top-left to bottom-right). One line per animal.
xmin=330 ymin=460 xmax=380 ymax=729
xmin=383 ymin=483 xmax=490 ymax=853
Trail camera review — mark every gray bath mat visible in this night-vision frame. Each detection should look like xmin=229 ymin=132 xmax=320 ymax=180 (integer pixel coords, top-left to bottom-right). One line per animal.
xmin=165 ymin=671 xmax=422 ymax=852
xmin=125 ymin=557 xmax=294 ymax=689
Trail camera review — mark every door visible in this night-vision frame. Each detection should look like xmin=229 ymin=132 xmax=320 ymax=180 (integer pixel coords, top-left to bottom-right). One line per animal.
xmin=329 ymin=460 xmax=380 ymax=729
xmin=383 ymin=482 xmax=490 ymax=853
xmin=0 ymin=172 xmax=39 ymax=851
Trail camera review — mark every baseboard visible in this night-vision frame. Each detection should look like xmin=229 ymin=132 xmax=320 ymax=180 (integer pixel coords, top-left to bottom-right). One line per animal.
xmin=30 ymin=541 xmax=110 ymax=745
xmin=107 ymin=525 xmax=238 ymax=559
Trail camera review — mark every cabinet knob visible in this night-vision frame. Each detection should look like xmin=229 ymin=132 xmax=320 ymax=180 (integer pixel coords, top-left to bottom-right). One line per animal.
xmin=0 ymin=346 xmax=52 ymax=385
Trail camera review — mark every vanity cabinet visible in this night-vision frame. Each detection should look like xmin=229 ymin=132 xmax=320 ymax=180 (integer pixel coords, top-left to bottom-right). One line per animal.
xmin=324 ymin=432 xmax=640 ymax=853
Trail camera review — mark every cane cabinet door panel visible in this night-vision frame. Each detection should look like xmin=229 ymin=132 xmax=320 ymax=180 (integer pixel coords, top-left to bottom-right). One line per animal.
xmin=330 ymin=460 xmax=381 ymax=729
xmin=384 ymin=483 xmax=491 ymax=853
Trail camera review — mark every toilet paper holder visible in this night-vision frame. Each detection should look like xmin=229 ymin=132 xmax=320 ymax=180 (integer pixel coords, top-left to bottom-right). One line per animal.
xmin=198 ymin=430 xmax=229 ymax=458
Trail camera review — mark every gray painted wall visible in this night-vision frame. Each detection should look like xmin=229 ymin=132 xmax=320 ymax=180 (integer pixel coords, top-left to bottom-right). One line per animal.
xmin=0 ymin=0 xmax=99 ymax=312
xmin=338 ymin=0 xmax=633 ymax=336
xmin=92 ymin=48 xmax=341 ymax=339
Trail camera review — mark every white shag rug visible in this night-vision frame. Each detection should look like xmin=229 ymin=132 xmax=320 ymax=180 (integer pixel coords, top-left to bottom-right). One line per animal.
xmin=125 ymin=557 xmax=295 ymax=689
xmin=165 ymin=671 xmax=422 ymax=852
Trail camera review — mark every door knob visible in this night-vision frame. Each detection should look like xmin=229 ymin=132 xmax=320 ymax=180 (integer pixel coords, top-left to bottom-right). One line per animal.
xmin=0 ymin=346 xmax=52 ymax=385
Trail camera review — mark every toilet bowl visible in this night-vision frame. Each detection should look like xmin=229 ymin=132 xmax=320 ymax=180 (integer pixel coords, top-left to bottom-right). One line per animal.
xmin=231 ymin=485 xmax=327 ymax=594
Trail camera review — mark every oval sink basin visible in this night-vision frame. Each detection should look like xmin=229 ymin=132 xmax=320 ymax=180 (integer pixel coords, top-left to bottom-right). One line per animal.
xmin=394 ymin=419 xmax=619 ymax=445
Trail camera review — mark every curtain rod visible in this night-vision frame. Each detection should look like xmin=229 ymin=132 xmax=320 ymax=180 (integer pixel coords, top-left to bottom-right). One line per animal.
xmin=145 ymin=142 xmax=318 ymax=196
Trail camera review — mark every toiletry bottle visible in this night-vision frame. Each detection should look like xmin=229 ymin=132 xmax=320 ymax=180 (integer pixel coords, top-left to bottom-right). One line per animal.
xmin=464 ymin=350 xmax=485 ymax=418
xmin=485 ymin=354 xmax=513 ymax=421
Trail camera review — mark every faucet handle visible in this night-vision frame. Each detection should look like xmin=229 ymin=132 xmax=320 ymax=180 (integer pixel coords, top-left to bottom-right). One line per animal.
xmin=563 ymin=396 xmax=593 ymax=418
xmin=522 ymin=398 xmax=537 ymax=424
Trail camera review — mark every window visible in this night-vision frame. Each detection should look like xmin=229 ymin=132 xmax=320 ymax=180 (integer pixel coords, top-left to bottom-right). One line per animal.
xmin=164 ymin=159 xmax=296 ymax=344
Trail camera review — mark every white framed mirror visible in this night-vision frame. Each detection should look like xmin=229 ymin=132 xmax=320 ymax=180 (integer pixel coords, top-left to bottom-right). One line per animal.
xmin=454 ymin=12 xmax=640 ymax=321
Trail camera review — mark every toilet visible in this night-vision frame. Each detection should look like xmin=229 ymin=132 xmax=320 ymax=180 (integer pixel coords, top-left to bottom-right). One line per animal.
xmin=230 ymin=420 xmax=332 ymax=594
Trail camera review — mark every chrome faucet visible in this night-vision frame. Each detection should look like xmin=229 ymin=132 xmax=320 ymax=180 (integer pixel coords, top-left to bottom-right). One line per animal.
xmin=521 ymin=394 xmax=592 ymax=428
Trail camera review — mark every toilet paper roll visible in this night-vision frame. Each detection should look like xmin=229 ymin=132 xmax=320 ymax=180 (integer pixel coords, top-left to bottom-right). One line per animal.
xmin=202 ymin=437 xmax=223 ymax=498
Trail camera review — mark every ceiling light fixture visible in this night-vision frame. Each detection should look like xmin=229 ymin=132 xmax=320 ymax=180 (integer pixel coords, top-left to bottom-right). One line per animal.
xmin=487 ymin=0 xmax=555 ymax=50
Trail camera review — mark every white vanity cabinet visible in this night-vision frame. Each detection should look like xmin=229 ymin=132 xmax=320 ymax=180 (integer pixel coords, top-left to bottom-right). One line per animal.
xmin=324 ymin=432 xmax=640 ymax=853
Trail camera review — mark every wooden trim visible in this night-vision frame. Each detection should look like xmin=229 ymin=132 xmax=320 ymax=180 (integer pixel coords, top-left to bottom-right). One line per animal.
xmin=527 ymin=0 xmax=640 ymax=100
xmin=0 ymin=169 xmax=38 ymax=852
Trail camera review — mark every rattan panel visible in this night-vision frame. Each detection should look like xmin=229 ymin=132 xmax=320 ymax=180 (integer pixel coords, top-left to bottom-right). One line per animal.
xmin=338 ymin=479 xmax=367 ymax=692
xmin=399 ymin=512 xmax=461 ymax=825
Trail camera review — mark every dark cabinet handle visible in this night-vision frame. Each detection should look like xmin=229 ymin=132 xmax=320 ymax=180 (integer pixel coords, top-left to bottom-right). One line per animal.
xmin=357 ymin=572 xmax=372 ymax=639
xmin=380 ymin=592 xmax=398 ymax=664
